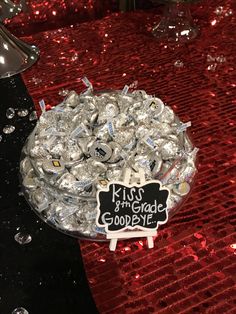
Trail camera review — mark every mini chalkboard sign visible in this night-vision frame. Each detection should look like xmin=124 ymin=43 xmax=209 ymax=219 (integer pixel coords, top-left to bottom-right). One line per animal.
xmin=96 ymin=168 xmax=170 ymax=251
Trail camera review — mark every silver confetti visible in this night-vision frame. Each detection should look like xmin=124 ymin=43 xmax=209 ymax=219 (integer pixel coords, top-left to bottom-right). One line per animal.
xmin=59 ymin=89 xmax=69 ymax=96
xmin=6 ymin=107 xmax=15 ymax=119
xmin=14 ymin=232 xmax=32 ymax=245
xmin=17 ymin=108 xmax=29 ymax=117
xmin=174 ymin=60 xmax=184 ymax=68
xmin=3 ymin=125 xmax=15 ymax=134
xmin=12 ymin=308 xmax=29 ymax=314
xmin=29 ymin=111 xmax=38 ymax=121
xmin=214 ymin=6 xmax=224 ymax=15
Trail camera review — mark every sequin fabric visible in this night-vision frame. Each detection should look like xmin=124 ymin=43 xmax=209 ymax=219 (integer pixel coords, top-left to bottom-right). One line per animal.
xmin=20 ymin=0 xmax=236 ymax=313
xmin=6 ymin=0 xmax=116 ymax=36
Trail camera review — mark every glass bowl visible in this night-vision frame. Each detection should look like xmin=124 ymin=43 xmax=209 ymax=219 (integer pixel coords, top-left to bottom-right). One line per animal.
xmin=20 ymin=90 xmax=198 ymax=241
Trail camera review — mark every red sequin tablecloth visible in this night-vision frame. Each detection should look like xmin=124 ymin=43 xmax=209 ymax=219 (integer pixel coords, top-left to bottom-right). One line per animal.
xmin=7 ymin=0 xmax=116 ymax=36
xmin=21 ymin=1 xmax=236 ymax=313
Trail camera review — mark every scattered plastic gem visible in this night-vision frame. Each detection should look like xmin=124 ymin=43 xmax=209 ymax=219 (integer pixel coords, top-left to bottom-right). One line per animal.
xmin=225 ymin=9 xmax=233 ymax=16
xmin=14 ymin=232 xmax=32 ymax=245
xmin=174 ymin=60 xmax=184 ymax=68
xmin=216 ymin=55 xmax=226 ymax=63
xmin=207 ymin=64 xmax=217 ymax=71
xmin=58 ymin=89 xmax=69 ymax=96
xmin=29 ymin=111 xmax=38 ymax=121
xmin=6 ymin=108 xmax=15 ymax=119
xmin=71 ymin=52 xmax=78 ymax=61
xmin=12 ymin=308 xmax=29 ymax=314
xmin=32 ymin=77 xmax=42 ymax=84
xmin=17 ymin=109 xmax=29 ymax=117
xmin=214 ymin=6 xmax=224 ymax=15
xmin=3 ymin=125 xmax=15 ymax=134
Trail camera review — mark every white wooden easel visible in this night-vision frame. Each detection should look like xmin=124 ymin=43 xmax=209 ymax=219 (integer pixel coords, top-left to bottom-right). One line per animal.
xmin=107 ymin=168 xmax=157 ymax=251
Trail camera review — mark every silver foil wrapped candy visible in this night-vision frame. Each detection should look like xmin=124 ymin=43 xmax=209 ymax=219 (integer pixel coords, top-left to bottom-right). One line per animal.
xmin=20 ymin=88 xmax=198 ymax=240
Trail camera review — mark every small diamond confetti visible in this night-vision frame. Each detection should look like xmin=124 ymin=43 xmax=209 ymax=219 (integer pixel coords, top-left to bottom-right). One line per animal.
xmin=29 ymin=111 xmax=38 ymax=121
xmin=14 ymin=232 xmax=32 ymax=245
xmin=32 ymin=77 xmax=42 ymax=85
xmin=174 ymin=60 xmax=184 ymax=68
xmin=58 ymin=89 xmax=69 ymax=96
xmin=6 ymin=108 xmax=15 ymax=119
xmin=17 ymin=109 xmax=29 ymax=117
xmin=3 ymin=125 xmax=15 ymax=134
xmin=207 ymin=64 xmax=217 ymax=71
xmin=71 ymin=52 xmax=78 ymax=61
xmin=12 ymin=308 xmax=29 ymax=314
xmin=214 ymin=6 xmax=224 ymax=15
xmin=225 ymin=9 xmax=233 ymax=16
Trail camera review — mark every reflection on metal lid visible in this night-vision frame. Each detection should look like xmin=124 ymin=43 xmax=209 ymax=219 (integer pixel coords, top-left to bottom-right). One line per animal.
xmin=0 ymin=24 xmax=39 ymax=78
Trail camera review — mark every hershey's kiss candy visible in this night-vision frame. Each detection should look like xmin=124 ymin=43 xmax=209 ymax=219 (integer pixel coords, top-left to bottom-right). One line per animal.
xmin=89 ymin=142 xmax=112 ymax=162
xmin=149 ymin=154 xmax=162 ymax=174
xmin=173 ymin=182 xmax=191 ymax=196
xmin=42 ymin=159 xmax=65 ymax=174
xmin=23 ymin=176 xmax=38 ymax=190
xmin=161 ymin=140 xmax=179 ymax=160
xmin=32 ymin=189 xmax=49 ymax=212
xmin=64 ymin=90 xmax=80 ymax=107
xmin=20 ymin=157 xmax=33 ymax=175
xmin=97 ymin=176 xmax=109 ymax=189
xmin=144 ymin=97 xmax=164 ymax=117
xmin=132 ymin=90 xmax=147 ymax=100
xmin=57 ymin=173 xmax=77 ymax=191
xmin=108 ymin=141 xmax=123 ymax=163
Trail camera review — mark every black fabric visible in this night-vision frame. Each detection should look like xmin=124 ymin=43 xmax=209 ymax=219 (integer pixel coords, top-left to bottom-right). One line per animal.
xmin=0 ymin=74 xmax=98 ymax=314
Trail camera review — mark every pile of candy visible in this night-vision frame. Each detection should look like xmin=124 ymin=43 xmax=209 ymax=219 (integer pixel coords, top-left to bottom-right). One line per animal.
xmin=20 ymin=85 xmax=198 ymax=239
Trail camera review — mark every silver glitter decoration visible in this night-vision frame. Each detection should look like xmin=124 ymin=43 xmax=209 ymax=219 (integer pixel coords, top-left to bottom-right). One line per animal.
xmin=225 ymin=9 xmax=233 ymax=16
xmin=29 ymin=111 xmax=38 ymax=121
xmin=20 ymin=86 xmax=198 ymax=239
xmin=71 ymin=52 xmax=78 ymax=62
xmin=12 ymin=308 xmax=29 ymax=314
xmin=58 ymin=89 xmax=69 ymax=96
xmin=14 ymin=232 xmax=32 ymax=245
xmin=215 ymin=6 xmax=224 ymax=15
xmin=6 ymin=107 xmax=15 ymax=119
xmin=32 ymin=77 xmax=42 ymax=84
xmin=174 ymin=60 xmax=184 ymax=68
xmin=17 ymin=108 xmax=29 ymax=117
xmin=3 ymin=124 xmax=15 ymax=134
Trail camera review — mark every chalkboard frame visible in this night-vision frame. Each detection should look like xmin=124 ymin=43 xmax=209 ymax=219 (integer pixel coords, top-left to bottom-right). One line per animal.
xmin=96 ymin=180 xmax=170 ymax=234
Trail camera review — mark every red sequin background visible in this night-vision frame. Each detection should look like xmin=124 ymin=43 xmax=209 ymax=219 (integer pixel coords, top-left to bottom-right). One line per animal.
xmin=10 ymin=0 xmax=236 ymax=312
xmin=7 ymin=0 xmax=117 ymax=36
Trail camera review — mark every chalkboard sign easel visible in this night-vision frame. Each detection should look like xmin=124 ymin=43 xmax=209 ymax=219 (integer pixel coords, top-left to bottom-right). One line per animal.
xmin=96 ymin=168 xmax=169 ymax=251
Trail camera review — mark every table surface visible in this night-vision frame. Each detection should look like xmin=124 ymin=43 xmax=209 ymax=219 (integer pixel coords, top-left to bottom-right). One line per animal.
xmin=1 ymin=0 xmax=236 ymax=313
xmin=0 ymin=76 xmax=99 ymax=313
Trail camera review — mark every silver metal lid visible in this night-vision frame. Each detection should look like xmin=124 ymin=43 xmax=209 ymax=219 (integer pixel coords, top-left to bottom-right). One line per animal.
xmin=0 ymin=24 xmax=39 ymax=78
xmin=0 ymin=0 xmax=23 ymax=22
